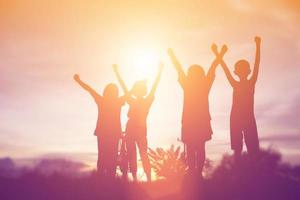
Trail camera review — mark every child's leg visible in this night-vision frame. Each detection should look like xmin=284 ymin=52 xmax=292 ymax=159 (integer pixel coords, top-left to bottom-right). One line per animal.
xmin=196 ymin=141 xmax=206 ymax=174
xmin=106 ymin=137 xmax=119 ymax=178
xmin=230 ymin=118 xmax=243 ymax=162
xmin=137 ymin=137 xmax=151 ymax=181
xmin=234 ymin=149 xmax=242 ymax=163
xmin=244 ymin=117 xmax=260 ymax=156
xmin=126 ymin=137 xmax=138 ymax=180
xmin=186 ymin=143 xmax=196 ymax=172
xmin=97 ymin=136 xmax=105 ymax=175
xmin=120 ymin=138 xmax=129 ymax=180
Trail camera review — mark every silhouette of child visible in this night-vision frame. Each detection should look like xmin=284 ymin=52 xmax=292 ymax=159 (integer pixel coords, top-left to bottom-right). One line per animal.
xmin=73 ymin=74 xmax=126 ymax=177
xmin=215 ymin=37 xmax=261 ymax=161
xmin=113 ymin=64 xmax=163 ymax=181
xmin=167 ymin=46 xmax=226 ymax=175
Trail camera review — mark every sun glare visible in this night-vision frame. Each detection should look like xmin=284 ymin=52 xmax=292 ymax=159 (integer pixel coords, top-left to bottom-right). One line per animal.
xmin=131 ymin=48 xmax=161 ymax=79
xmin=121 ymin=45 xmax=162 ymax=80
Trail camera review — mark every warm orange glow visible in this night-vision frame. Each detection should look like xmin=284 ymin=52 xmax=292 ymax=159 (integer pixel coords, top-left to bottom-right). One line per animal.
xmin=126 ymin=47 xmax=160 ymax=79
xmin=1 ymin=0 xmax=300 ymax=178
xmin=117 ymin=35 xmax=165 ymax=81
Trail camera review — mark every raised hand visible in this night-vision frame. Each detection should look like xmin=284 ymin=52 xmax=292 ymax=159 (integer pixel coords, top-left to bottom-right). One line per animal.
xmin=255 ymin=36 xmax=261 ymax=46
xmin=112 ymin=64 xmax=119 ymax=73
xmin=73 ymin=74 xmax=80 ymax=82
xmin=167 ymin=48 xmax=175 ymax=58
xmin=73 ymin=74 xmax=100 ymax=98
xmin=220 ymin=45 xmax=228 ymax=57
xmin=211 ymin=44 xmax=227 ymax=69
xmin=211 ymin=43 xmax=218 ymax=55
xmin=211 ymin=44 xmax=227 ymax=59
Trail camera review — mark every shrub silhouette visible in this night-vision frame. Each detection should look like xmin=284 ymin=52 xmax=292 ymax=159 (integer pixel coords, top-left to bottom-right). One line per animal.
xmin=148 ymin=145 xmax=186 ymax=180
xmin=206 ymin=149 xmax=300 ymax=200
xmin=148 ymin=145 xmax=214 ymax=180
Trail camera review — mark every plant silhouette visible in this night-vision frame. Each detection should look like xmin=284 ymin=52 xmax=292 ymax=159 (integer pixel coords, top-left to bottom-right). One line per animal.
xmin=148 ymin=145 xmax=186 ymax=180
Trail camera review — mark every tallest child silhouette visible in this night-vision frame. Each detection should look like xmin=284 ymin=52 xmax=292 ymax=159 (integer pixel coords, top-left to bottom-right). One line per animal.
xmin=113 ymin=63 xmax=163 ymax=181
xmin=167 ymin=46 xmax=226 ymax=175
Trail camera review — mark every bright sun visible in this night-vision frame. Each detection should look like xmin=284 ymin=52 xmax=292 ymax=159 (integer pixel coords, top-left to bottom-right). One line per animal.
xmin=133 ymin=49 xmax=160 ymax=77
xmin=121 ymin=46 xmax=161 ymax=80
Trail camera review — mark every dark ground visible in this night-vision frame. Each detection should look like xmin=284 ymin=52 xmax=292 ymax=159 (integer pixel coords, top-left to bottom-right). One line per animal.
xmin=1 ymin=150 xmax=300 ymax=200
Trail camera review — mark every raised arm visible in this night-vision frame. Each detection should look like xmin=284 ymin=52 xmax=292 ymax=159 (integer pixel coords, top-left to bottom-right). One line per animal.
xmin=112 ymin=64 xmax=129 ymax=94
xmin=149 ymin=62 xmax=164 ymax=97
xmin=206 ymin=44 xmax=226 ymax=89
xmin=112 ymin=64 xmax=134 ymax=104
xmin=207 ymin=44 xmax=221 ymax=80
xmin=212 ymin=45 xmax=237 ymax=87
xmin=167 ymin=48 xmax=186 ymax=80
xmin=250 ymin=36 xmax=261 ymax=84
xmin=73 ymin=74 xmax=101 ymax=99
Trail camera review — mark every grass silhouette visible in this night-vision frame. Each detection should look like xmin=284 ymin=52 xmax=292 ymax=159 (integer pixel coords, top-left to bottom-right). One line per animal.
xmin=0 ymin=148 xmax=300 ymax=200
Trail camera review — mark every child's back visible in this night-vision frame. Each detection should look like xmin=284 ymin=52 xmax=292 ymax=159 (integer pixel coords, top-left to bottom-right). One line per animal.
xmin=181 ymin=76 xmax=211 ymax=121
xmin=231 ymin=80 xmax=255 ymax=120
xmin=180 ymin=74 xmax=213 ymax=142
xmin=127 ymin=96 xmax=154 ymax=127
xmin=95 ymin=96 xmax=124 ymax=138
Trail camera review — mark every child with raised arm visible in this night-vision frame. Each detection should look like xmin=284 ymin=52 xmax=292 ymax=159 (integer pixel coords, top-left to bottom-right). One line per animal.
xmin=167 ymin=46 xmax=226 ymax=175
xmin=216 ymin=36 xmax=261 ymax=161
xmin=113 ymin=63 xmax=163 ymax=182
xmin=73 ymin=74 xmax=126 ymax=178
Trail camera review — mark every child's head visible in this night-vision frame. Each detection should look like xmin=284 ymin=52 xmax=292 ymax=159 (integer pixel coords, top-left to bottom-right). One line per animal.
xmin=234 ymin=60 xmax=251 ymax=79
xmin=131 ymin=80 xmax=147 ymax=98
xmin=187 ymin=65 xmax=205 ymax=81
xmin=103 ymin=83 xmax=119 ymax=99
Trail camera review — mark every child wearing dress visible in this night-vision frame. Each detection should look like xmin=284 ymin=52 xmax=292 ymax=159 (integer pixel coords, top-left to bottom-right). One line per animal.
xmin=167 ymin=45 xmax=226 ymax=174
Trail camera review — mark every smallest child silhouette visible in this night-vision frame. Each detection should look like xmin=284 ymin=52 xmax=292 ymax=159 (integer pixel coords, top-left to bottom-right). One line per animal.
xmin=112 ymin=63 xmax=163 ymax=181
xmin=215 ymin=36 xmax=261 ymax=161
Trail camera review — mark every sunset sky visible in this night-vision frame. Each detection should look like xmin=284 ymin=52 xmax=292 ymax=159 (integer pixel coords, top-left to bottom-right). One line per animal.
xmin=0 ymin=0 xmax=300 ymax=167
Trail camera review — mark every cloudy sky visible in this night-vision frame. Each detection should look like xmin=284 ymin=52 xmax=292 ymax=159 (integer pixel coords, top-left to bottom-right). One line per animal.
xmin=0 ymin=0 xmax=299 ymax=166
